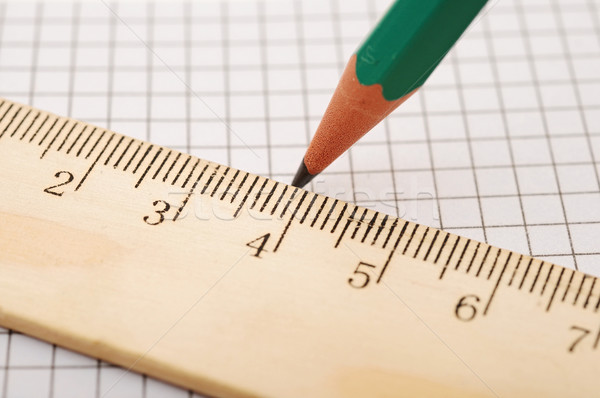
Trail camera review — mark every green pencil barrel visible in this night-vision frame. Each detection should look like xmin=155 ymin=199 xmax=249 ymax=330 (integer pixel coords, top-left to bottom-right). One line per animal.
xmin=355 ymin=0 xmax=488 ymax=101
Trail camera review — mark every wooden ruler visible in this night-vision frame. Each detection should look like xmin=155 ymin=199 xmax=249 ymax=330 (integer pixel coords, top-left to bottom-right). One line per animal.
xmin=0 ymin=98 xmax=599 ymax=397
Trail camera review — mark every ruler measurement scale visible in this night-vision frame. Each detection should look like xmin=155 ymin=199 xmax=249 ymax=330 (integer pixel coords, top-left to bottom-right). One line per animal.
xmin=0 ymin=98 xmax=599 ymax=397
xmin=1 ymin=99 xmax=596 ymax=314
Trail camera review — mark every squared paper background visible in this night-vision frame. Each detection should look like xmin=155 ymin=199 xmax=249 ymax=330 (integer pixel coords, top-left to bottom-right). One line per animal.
xmin=1 ymin=0 xmax=600 ymax=396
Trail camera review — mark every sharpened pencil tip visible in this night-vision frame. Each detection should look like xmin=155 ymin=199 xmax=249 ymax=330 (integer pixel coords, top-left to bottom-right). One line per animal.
xmin=291 ymin=159 xmax=316 ymax=188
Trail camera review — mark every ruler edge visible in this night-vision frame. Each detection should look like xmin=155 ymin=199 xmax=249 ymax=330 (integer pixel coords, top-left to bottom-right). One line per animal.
xmin=1 ymin=97 xmax=599 ymax=396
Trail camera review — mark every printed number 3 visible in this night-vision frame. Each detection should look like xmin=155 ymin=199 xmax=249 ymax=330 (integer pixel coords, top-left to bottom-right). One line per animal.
xmin=144 ymin=200 xmax=171 ymax=226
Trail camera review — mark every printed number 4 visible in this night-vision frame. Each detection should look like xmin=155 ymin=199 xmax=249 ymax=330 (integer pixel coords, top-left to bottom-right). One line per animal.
xmin=246 ymin=233 xmax=270 ymax=258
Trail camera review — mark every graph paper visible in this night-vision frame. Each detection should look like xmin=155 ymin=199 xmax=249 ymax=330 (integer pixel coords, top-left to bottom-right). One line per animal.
xmin=1 ymin=0 xmax=599 ymax=396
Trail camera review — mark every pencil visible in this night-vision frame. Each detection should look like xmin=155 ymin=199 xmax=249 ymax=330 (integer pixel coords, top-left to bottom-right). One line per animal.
xmin=291 ymin=0 xmax=488 ymax=188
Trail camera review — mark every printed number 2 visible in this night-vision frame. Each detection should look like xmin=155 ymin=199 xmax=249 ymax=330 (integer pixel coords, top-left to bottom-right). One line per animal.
xmin=43 ymin=171 xmax=74 ymax=197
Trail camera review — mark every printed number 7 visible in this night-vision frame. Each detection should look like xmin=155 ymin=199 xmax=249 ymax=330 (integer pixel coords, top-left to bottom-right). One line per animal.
xmin=348 ymin=262 xmax=376 ymax=289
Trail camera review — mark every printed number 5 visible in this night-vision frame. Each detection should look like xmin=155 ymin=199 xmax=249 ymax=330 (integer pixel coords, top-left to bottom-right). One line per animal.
xmin=348 ymin=262 xmax=376 ymax=289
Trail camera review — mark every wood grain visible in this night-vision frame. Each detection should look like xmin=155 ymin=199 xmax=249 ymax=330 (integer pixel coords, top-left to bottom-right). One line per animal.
xmin=0 ymin=98 xmax=598 ymax=397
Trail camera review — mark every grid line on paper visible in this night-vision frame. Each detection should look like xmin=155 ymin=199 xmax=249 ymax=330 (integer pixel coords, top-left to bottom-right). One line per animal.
xmin=331 ymin=0 xmax=358 ymax=202
xmin=451 ymin=51 xmax=490 ymax=242
xmin=221 ymin=1 xmax=231 ymax=166
xmin=257 ymin=0 xmax=273 ymax=178
xmin=554 ymin=0 xmax=600 ymax=190
xmin=515 ymin=0 xmax=579 ymax=269
xmin=417 ymin=91 xmax=445 ymax=230
xmin=294 ymin=0 xmax=318 ymax=193
xmin=481 ymin=16 xmax=533 ymax=256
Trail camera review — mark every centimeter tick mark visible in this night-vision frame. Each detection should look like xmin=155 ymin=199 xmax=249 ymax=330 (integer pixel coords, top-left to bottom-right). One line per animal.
xmin=201 ymin=165 xmax=220 ymax=195
xmin=439 ymin=236 xmax=461 ymax=279
xmin=2 ymin=108 xmax=28 ymax=139
xmin=104 ymin=135 xmax=125 ymax=166
xmin=310 ymin=196 xmax=328 ymax=228
xmin=573 ymin=274 xmax=587 ymax=306
xmin=40 ymin=120 xmax=70 ymax=159
xmin=454 ymin=239 xmax=471 ymax=272
xmin=260 ymin=181 xmax=278 ymax=212
xmin=85 ymin=130 xmax=106 ymax=160
xmin=402 ymin=224 xmax=418 ymax=255
xmin=330 ymin=203 xmax=348 ymax=234
xmin=173 ymin=164 xmax=209 ymax=222
xmin=300 ymin=193 xmax=317 ymax=225
xmin=422 ymin=230 xmax=440 ymax=262
xmin=181 ymin=158 xmax=200 ymax=189
xmin=210 ymin=166 xmax=229 ymax=197
xmin=65 ymin=124 xmax=87 ymax=154
xmin=561 ymin=269 xmax=575 ymax=302
xmin=377 ymin=221 xmax=409 ymax=284
xmin=335 ymin=206 xmax=357 ymax=248
xmin=0 ymin=104 xmax=16 ymax=133
xmin=135 ymin=147 xmax=162 ymax=188
xmin=122 ymin=142 xmax=143 ymax=171
xmin=112 ymin=137 xmax=134 ymax=168
xmin=382 ymin=218 xmax=398 ymax=249
xmin=270 ymin=184 xmax=288 ymax=216
xmin=210 ymin=167 xmax=231 ymax=198
xmin=475 ymin=246 xmax=493 ymax=277
xmin=372 ymin=214 xmax=388 ymax=246
xmin=529 ymin=261 xmax=545 ymax=293
xmin=583 ymin=277 xmax=597 ymax=309
xmin=483 ymin=252 xmax=512 ymax=316
xmin=37 ymin=117 xmax=60 ymax=147
xmin=350 ymin=209 xmax=368 ymax=240
xmin=55 ymin=120 xmax=78 ymax=152
xmin=541 ymin=263 xmax=555 ymax=296
xmin=231 ymin=172 xmax=249 ymax=204
xmin=132 ymin=144 xmax=154 ymax=174
xmin=19 ymin=111 xmax=41 ymax=140
xmin=249 ymin=178 xmax=268 ymax=210
xmin=361 ymin=212 xmax=378 ymax=243
xmin=279 ymin=187 xmax=299 ymax=219
xmin=75 ymin=133 xmax=115 ymax=191
xmin=0 ymin=104 xmax=20 ymax=139
xmin=547 ymin=267 xmax=565 ymax=312
xmin=435 ymin=234 xmax=455 ymax=265
xmin=465 ymin=242 xmax=481 ymax=274
xmin=518 ymin=258 xmax=534 ymax=290
xmin=320 ymin=199 xmax=338 ymax=231
xmin=10 ymin=109 xmax=33 ymax=138
xmin=274 ymin=190 xmax=308 ymax=252
xmin=233 ymin=176 xmax=260 ymax=218
xmin=28 ymin=114 xmax=50 ymax=143
xmin=221 ymin=169 xmax=240 ymax=201
xmin=508 ymin=255 xmax=524 ymax=286
xmin=486 ymin=249 xmax=502 ymax=280
xmin=412 ymin=227 xmax=430 ymax=259
xmin=163 ymin=152 xmax=181 ymax=182
xmin=75 ymin=126 xmax=97 ymax=158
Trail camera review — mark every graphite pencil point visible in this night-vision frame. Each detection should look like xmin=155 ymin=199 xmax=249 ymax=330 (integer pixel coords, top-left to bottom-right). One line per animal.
xmin=291 ymin=159 xmax=316 ymax=188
